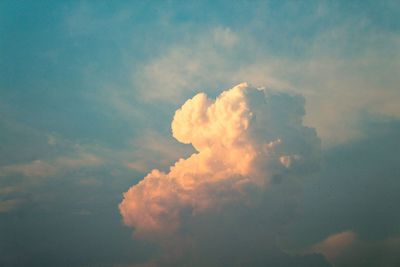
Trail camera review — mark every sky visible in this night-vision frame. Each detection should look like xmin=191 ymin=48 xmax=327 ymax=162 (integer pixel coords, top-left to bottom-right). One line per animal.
xmin=0 ymin=1 xmax=400 ymax=266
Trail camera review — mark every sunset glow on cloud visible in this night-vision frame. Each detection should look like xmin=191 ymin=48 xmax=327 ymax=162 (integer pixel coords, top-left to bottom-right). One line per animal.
xmin=2 ymin=2 xmax=400 ymax=266
xmin=119 ymin=83 xmax=320 ymax=239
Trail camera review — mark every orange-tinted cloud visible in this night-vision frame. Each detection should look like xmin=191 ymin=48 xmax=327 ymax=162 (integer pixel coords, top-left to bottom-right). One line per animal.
xmin=119 ymin=83 xmax=320 ymax=239
xmin=310 ymin=231 xmax=400 ymax=267
xmin=311 ymin=231 xmax=357 ymax=260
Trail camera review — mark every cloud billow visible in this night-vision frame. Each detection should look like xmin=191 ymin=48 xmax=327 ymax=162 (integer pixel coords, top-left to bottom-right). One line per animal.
xmin=119 ymin=83 xmax=325 ymax=266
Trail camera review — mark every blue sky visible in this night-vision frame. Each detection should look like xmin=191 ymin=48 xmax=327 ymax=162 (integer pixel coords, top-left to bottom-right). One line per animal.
xmin=1 ymin=1 xmax=400 ymax=266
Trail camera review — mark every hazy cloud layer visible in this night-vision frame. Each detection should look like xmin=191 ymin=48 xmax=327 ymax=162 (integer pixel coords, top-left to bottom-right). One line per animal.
xmin=128 ymin=24 xmax=400 ymax=146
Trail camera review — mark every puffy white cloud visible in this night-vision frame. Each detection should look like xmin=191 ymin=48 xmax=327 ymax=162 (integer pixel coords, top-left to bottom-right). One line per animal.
xmin=119 ymin=83 xmax=320 ymax=240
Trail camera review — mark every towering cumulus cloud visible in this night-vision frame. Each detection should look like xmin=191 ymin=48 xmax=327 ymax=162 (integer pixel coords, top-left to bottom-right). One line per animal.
xmin=120 ymin=83 xmax=324 ymax=266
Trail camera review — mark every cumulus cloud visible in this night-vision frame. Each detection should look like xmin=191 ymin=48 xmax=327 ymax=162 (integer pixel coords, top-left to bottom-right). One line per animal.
xmin=120 ymin=83 xmax=323 ymax=265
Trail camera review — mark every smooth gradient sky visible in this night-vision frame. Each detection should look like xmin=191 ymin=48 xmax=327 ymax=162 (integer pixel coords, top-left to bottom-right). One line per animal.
xmin=1 ymin=1 xmax=400 ymax=266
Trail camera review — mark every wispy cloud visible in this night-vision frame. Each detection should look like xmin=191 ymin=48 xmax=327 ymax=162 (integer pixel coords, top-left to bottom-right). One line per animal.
xmin=0 ymin=152 xmax=103 ymax=178
xmin=124 ymin=22 xmax=400 ymax=146
xmin=310 ymin=231 xmax=400 ymax=267
xmin=0 ymin=198 xmax=23 ymax=213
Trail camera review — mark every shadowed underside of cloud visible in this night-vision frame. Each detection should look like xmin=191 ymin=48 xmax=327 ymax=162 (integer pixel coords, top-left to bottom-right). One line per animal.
xmin=119 ymin=83 xmax=328 ymax=266
xmin=284 ymin=117 xmax=400 ymax=267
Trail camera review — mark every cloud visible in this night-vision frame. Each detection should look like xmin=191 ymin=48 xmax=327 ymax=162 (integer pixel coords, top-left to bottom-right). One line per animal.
xmin=212 ymin=27 xmax=238 ymax=47
xmin=3 ymin=2 xmax=399 ymax=266
xmin=0 ymin=160 xmax=57 ymax=178
xmin=0 ymin=199 xmax=23 ymax=213
xmin=131 ymin=28 xmax=234 ymax=102
xmin=124 ymin=131 xmax=193 ymax=174
xmin=0 ymin=153 xmax=103 ymax=178
xmin=310 ymin=231 xmax=400 ymax=267
xmin=281 ymin=117 xmax=400 ymax=267
xmin=311 ymin=231 xmax=357 ymax=260
xmin=126 ymin=23 xmax=400 ymax=146
xmin=120 ymin=83 xmax=323 ymax=265
xmin=0 ymin=151 xmax=104 ymax=214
